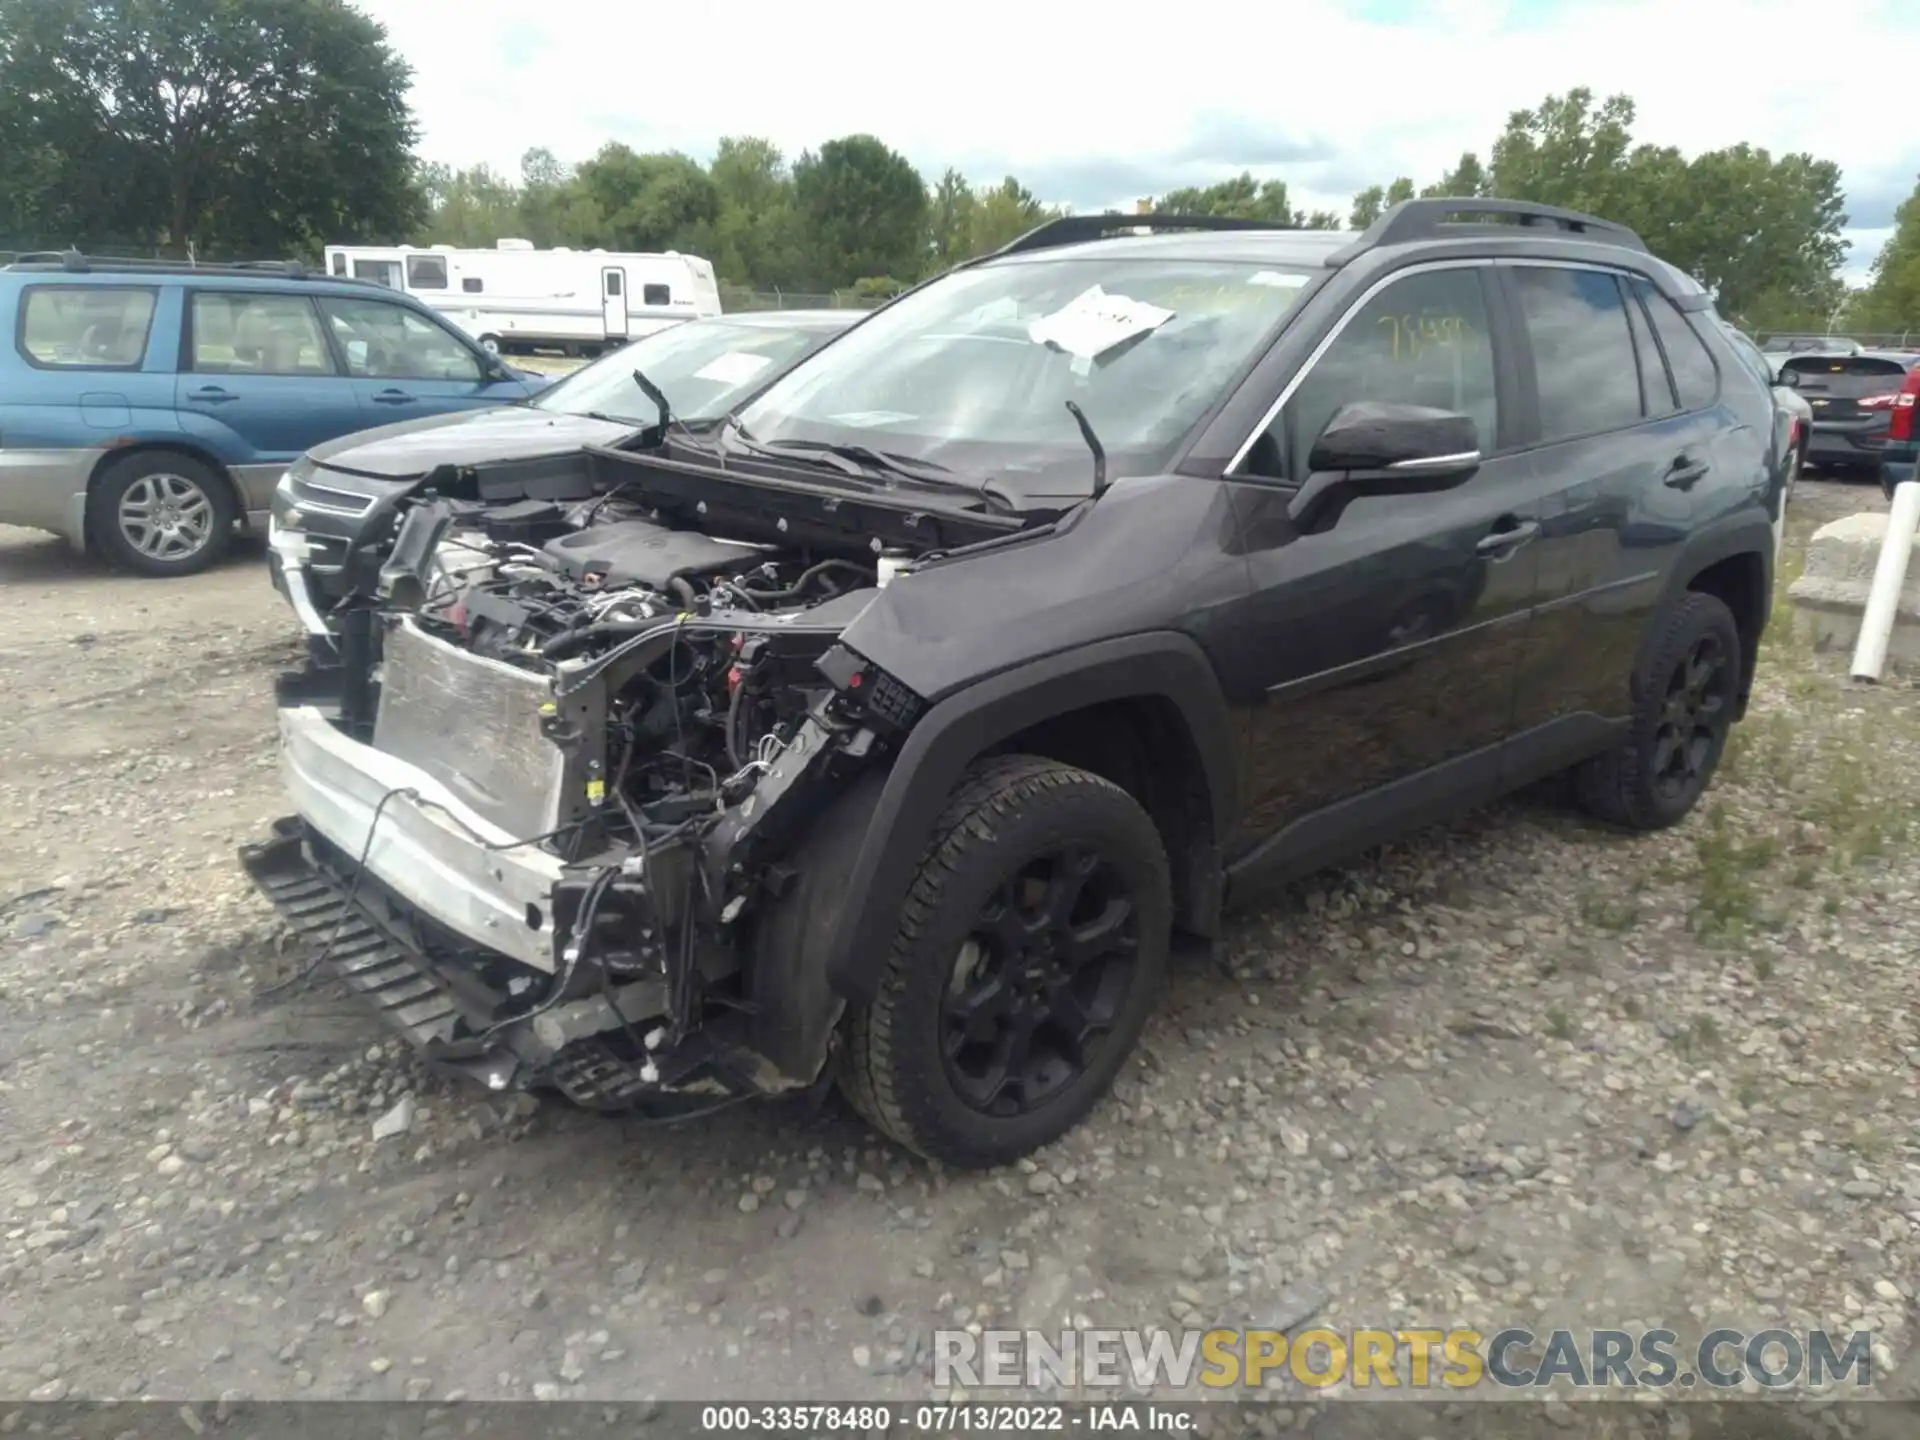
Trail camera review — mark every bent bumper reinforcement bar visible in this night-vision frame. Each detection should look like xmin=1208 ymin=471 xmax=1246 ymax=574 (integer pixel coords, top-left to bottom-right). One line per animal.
xmin=276 ymin=704 xmax=564 ymax=973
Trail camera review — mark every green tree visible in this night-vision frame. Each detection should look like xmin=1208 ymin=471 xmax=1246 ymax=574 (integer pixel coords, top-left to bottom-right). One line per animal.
xmin=968 ymin=176 xmax=1058 ymax=255
xmin=1348 ymin=178 xmax=1414 ymax=229
xmin=1487 ymin=89 xmax=1849 ymax=323
xmin=1846 ymin=176 xmax=1920 ymax=331
xmin=1348 ymin=186 xmax=1385 ymax=230
xmin=706 ymin=136 xmax=806 ymax=288
xmin=0 ymin=0 xmax=418 ymax=252
xmin=417 ymin=162 xmax=520 ymax=247
xmin=573 ymin=143 xmax=719 ymax=252
xmin=1657 ymin=145 xmax=1848 ymax=322
xmin=1488 ymin=88 xmax=1639 ymax=215
xmin=1422 ymin=153 xmax=1489 ymax=198
xmin=792 ymin=134 xmax=927 ymax=288
xmin=1155 ymin=172 xmax=1306 ymax=224
xmin=928 ymin=167 xmax=978 ymax=272
xmin=516 ymin=146 xmax=591 ymax=247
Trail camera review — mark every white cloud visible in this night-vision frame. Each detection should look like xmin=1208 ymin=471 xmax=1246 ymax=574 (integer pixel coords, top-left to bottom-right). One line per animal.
xmin=362 ymin=0 xmax=1914 ymax=277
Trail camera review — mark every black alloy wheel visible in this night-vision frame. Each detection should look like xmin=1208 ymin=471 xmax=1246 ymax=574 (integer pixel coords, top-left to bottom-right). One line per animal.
xmin=1575 ymin=591 xmax=1743 ymax=831
xmin=1651 ymin=633 xmax=1733 ymax=803
xmin=838 ymin=755 xmax=1171 ymax=1167
xmin=938 ymin=843 xmax=1141 ymax=1118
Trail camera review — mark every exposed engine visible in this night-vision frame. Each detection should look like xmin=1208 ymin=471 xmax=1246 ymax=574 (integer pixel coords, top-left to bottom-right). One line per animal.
xmin=273 ymin=490 xmax=916 ymax=1111
xmin=396 ymin=501 xmax=877 ymax=822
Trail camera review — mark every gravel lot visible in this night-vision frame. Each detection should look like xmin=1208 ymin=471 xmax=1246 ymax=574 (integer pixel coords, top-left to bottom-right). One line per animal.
xmin=1 ymin=476 xmax=1917 ymax=1423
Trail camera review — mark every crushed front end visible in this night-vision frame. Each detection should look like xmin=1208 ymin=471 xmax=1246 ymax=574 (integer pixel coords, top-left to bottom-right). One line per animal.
xmin=239 ymin=445 xmax=989 ymax=1114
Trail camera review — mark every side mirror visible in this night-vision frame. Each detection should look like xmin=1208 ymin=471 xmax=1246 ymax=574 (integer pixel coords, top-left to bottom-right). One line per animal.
xmin=1288 ymin=401 xmax=1482 ymax=531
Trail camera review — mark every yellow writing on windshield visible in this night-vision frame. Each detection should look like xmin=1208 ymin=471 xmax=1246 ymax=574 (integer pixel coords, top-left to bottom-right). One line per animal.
xmin=1146 ymin=279 xmax=1299 ymax=314
xmin=1377 ymin=313 xmax=1473 ymax=362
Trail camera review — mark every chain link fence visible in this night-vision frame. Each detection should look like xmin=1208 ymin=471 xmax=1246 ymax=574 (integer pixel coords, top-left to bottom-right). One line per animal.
xmin=0 ymin=240 xmax=305 ymax=266
xmin=717 ymin=285 xmax=885 ymax=313
xmin=1751 ymin=328 xmax=1918 ymax=350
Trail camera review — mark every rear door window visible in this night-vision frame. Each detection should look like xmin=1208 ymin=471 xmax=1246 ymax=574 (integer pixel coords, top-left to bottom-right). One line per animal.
xmin=1510 ymin=266 xmax=1644 ymax=442
xmin=19 ymin=286 xmax=157 ymax=368
xmin=190 ymin=293 xmax=335 ymax=375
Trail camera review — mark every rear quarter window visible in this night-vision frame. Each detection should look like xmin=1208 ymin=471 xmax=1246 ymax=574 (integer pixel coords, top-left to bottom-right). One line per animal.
xmin=1632 ymin=279 xmax=1718 ymax=410
xmin=18 ymin=286 xmax=158 ymax=368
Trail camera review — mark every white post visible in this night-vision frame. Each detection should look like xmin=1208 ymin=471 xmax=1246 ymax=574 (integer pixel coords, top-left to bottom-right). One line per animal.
xmin=1849 ymin=479 xmax=1920 ymax=682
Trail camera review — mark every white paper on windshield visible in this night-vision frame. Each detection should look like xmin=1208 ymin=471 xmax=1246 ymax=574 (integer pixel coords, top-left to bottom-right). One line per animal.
xmin=1028 ymin=285 xmax=1175 ymax=360
xmin=1249 ymin=270 xmax=1305 ymax=289
xmin=827 ymin=410 xmax=916 ymax=428
xmin=693 ymin=350 xmax=775 ymax=385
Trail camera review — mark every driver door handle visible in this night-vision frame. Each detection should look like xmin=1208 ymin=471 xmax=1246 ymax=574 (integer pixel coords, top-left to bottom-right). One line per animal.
xmin=371 ymin=388 xmax=416 ymax=406
xmin=1476 ymin=519 xmax=1540 ymax=557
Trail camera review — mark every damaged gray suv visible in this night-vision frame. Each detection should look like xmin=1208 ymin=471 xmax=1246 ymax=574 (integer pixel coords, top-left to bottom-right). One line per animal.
xmin=242 ymin=201 xmax=1783 ymax=1166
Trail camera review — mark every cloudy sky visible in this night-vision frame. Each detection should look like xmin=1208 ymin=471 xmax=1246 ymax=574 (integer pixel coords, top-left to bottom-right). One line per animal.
xmin=360 ymin=0 xmax=1915 ymax=282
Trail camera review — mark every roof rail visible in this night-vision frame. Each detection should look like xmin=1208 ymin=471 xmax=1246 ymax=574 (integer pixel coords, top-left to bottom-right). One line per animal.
xmin=1 ymin=250 xmax=336 ymax=281
xmin=992 ymin=212 xmax=1289 ymax=259
xmin=1328 ymin=197 xmax=1649 ymax=266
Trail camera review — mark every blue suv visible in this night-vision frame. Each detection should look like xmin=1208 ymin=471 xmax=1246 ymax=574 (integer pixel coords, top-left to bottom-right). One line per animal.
xmin=0 ymin=254 xmax=546 ymax=576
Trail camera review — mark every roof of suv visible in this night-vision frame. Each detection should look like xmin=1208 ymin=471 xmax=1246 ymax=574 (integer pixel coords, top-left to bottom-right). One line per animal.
xmin=0 ymin=253 xmax=401 ymax=299
xmin=980 ymin=197 xmax=1708 ymax=302
xmin=1001 ymin=229 xmax=1359 ymax=267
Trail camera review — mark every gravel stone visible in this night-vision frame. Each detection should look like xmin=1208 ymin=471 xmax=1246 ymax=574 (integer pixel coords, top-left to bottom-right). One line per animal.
xmin=0 ymin=482 xmax=1910 ymax=1404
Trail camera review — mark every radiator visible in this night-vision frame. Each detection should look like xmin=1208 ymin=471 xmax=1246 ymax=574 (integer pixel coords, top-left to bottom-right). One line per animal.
xmin=372 ymin=618 xmax=566 ymax=838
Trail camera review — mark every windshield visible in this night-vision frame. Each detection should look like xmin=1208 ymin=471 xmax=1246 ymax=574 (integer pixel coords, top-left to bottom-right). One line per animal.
xmin=534 ymin=318 xmax=839 ymax=423
xmin=733 ymin=257 xmax=1315 ymax=492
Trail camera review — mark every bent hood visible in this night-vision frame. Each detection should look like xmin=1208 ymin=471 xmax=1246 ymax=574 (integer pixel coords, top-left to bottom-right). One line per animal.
xmin=308 ymin=407 xmax=634 ymax=481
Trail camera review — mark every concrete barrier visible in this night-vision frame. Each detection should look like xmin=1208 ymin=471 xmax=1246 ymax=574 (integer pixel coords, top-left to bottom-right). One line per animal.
xmin=1788 ymin=511 xmax=1920 ymax=670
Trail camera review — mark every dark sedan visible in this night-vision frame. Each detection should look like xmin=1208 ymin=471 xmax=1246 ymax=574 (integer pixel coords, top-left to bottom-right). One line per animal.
xmin=1777 ymin=350 xmax=1920 ymax=475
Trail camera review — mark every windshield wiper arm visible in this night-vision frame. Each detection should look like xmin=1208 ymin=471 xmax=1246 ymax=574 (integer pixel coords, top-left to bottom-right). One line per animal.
xmin=719 ymin=423 xmax=1019 ymax=511
xmin=1064 ymin=400 xmax=1109 ymax=498
xmin=745 ymin=437 xmax=953 ymax=478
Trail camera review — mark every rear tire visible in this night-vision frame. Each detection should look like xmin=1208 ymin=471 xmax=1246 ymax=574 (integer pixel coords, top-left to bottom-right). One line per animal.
xmin=839 ymin=756 xmax=1171 ymax=1168
xmin=1575 ymin=592 xmax=1742 ymax=831
xmin=90 ymin=452 xmax=235 ymax=578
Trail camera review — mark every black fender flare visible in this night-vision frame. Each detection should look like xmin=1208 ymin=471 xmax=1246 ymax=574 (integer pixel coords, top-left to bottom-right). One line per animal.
xmin=822 ymin=631 xmax=1239 ymax=1004
xmin=1646 ymin=507 xmax=1775 ymax=705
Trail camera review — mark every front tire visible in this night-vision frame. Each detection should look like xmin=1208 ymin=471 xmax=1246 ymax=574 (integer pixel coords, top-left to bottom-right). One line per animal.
xmin=90 ymin=452 xmax=235 ymax=578
xmin=839 ymin=756 xmax=1171 ymax=1168
xmin=1576 ymin=592 xmax=1742 ymax=831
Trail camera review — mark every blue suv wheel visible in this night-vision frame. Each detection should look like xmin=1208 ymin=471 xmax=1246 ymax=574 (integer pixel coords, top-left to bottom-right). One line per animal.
xmin=91 ymin=451 xmax=236 ymax=577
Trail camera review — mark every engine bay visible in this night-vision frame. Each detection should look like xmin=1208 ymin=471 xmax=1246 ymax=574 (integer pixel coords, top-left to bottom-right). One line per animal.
xmin=250 ymin=432 xmax=1073 ymax=1112
xmin=262 ymin=478 xmax=939 ymax=1109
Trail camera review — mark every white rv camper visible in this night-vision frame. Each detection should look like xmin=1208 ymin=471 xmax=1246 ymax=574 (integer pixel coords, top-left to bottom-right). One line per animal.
xmin=320 ymin=240 xmax=723 ymax=355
